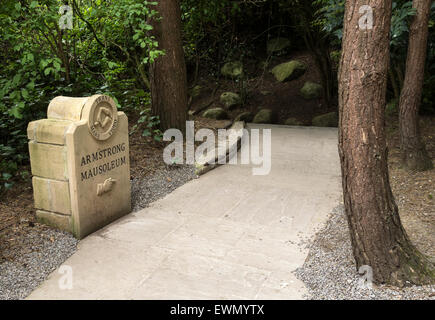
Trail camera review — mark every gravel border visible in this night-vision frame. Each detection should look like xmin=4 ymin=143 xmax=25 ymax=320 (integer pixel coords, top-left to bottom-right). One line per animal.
xmin=0 ymin=164 xmax=197 ymax=300
xmin=131 ymin=165 xmax=197 ymax=212
xmin=0 ymin=229 xmax=78 ymax=300
xmin=294 ymin=205 xmax=435 ymax=300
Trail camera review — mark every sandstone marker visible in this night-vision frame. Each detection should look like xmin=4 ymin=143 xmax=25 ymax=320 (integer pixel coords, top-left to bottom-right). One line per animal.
xmin=27 ymin=95 xmax=131 ymax=239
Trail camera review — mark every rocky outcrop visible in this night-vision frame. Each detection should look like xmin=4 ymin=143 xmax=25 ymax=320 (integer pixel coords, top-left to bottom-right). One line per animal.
xmin=203 ymin=108 xmax=229 ymax=120
xmin=221 ymin=61 xmax=243 ymax=79
xmin=235 ymin=112 xmax=254 ymax=122
xmin=271 ymin=60 xmax=306 ymax=82
xmin=300 ymin=82 xmax=323 ymax=100
xmin=253 ymin=109 xmax=274 ymax=124
xmin=285 ymin=117 xmax=303 ymax=126
xmin=220 ymin=92 xmax=242 ymax=109
xmin=312 ymin=112 xmax=338 ymax=127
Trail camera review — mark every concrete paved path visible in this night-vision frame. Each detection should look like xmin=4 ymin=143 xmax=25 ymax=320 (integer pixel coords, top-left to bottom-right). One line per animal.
xmin=28 ymin=124 xmax=342 ymax=300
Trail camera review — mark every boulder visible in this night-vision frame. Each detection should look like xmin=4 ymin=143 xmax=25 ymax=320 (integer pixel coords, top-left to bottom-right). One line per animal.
xmin=271 ymin=60 xmax=306 ymax=82
xmin=220 ymin=92 xmax=242 ymax=109
xmin=221 ymin=61 xmax=243 ymax=79
xmin=203 ymin=108 xmax=229 ymax=120
xmin=253 ymin=109 xmax=274 ymax=124
xmin=235 ymin=112 xmax=254 ymax=122
xmin=300 ymin=82 xmax=323 ymax=100
xmin=285 ymin=117 xmax=303 ymax=126
xmin=267 ymin=37 xmax=291 ymax=54
xmin=189 ymin=85 xmax=202 ymax=98
xmin=312 ymin=112 xmax=338 ymax=127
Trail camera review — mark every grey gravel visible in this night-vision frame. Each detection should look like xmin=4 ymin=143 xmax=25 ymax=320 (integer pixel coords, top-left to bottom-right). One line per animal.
xmin=0 ymin=229 xmax=78 ymax=300
xmin=295 ymin=205 xmax=435 ymax=300
xmin=0 ymin=164 xmax=197 ymax=300
xmin=131 ymin=164 xmax=197 ymax=212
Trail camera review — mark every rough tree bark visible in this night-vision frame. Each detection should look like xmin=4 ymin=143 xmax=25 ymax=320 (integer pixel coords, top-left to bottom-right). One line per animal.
xmin=338 ymin=0 xmax=434 ymax=286
xmin=398 ymin=0 xmax=433 ymax=171
xmin=149 ymin=0 xmax=188 ymax=132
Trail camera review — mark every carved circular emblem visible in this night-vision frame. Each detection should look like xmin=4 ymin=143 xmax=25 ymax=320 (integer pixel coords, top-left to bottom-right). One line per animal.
xmin=85 ymin=95 xmax=118 ymax=141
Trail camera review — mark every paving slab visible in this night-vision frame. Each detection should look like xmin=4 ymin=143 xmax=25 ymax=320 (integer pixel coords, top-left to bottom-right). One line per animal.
xmin=27 ymin=124 xmax=342 ymax=300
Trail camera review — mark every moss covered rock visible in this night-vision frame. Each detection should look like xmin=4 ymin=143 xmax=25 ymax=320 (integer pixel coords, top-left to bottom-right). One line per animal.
xmin=312 ymin=112 xmax=338 ymax=127
xmin=220 ymin=92 xmax=242 ymax=109
xmin=300 ymin=82 xmax=323 ymax=100
xmin=271 ymin=60 xmax=306 ymax=82
xmin=235 ymin=112 xmax=254 ymax=122
xmin=189 ymin=85 xmax=202 ymax=98
xmin=267 ymin=37 xmax=291 ymax=54
xmin=221 ymin=61 xmax=243 ymax=79
xmin=203 ymin=108 xmax=229 ymax=120
xmin=285 ymin=117 xmax=303 ymax=126
xmin=253 ymin=109 xmax=274 ymax=124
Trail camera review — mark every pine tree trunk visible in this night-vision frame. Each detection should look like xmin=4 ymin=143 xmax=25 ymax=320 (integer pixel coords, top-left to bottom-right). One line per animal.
xmin=150 ymin=0 xmax=188 ymax=132
xmin=399 ymin=0 xmax=433 ymax=171
xmin=338 ymin=0 xmax=434 ymax=286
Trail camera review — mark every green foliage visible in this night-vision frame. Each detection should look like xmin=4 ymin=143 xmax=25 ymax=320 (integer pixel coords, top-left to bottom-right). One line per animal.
xmin=314 ymin=0 xmax=344 ymax=43
xmin=1 ymin=0 xmax=434 ymax=193
xmin=134 ymin=109 xmax=163 ymax=142
xmin=390 ymin=1 xmax=417 ymax=60
xmin=315 ymin=0 xmax=417 ymax=50
xmin=315 ymin=0 xmax=434 ymax=109
xmin=0 ymin=0 xmax=163 ymax=189
xmin=128 ymin=91 xmax=163 ymax=142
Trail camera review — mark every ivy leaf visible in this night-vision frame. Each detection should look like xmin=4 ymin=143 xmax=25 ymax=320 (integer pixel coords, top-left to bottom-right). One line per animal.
xmin=26 ymin=81 xmax=35 ymax=90
xmin=9 ymin=103 xmax=24 ymax=119
xmin=10 ymin=90 xmax=20 ymax=100
xmin=40 ymin=59 xmax=50 ymax=69
xmin=44 ymin=67 xmax=52 ymax=76
xmin=53 ymin=61 xmax=61 ymax=71
xmin=12 ymin=74 xmax=21 ymax=86
xmin=13 ymin=43 xmax=23 ymax=51
xmin=2 ymin=173 xmax=12 ymax=180
xmin=21 ymin=88 xmax=29 ymax=100
xmin=4 ymin=182 xmax=14 ymax=190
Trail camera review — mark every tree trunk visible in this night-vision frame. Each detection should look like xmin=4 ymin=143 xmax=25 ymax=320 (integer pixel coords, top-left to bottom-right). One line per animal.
xmin=399 ymin=0 xmax=433 ymax=171
xmin=149 ymin=0 xmax=188 ymax=132
xmin=338 ymin=0 xmax=434 ymax=286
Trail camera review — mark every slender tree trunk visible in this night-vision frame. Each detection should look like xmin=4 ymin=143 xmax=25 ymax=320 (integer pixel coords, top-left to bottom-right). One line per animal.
xmin=338 ymin=0 xmax=434 ymax=286
xmin=149 ymin=0 xmax=188 ymax=132
xmin=399 ymin=0 xmax=433 ymax=171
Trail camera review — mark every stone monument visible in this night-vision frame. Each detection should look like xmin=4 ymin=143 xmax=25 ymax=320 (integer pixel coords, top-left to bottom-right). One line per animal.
xmin=27 ymin=95 xmax=131 ymax=239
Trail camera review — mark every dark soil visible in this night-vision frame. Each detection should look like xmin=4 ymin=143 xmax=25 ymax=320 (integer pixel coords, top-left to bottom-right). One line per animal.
xmin=189 ymin=51 xmax=337 ymax=125
xmin=0 ymin=49 xmax=433 ymax=271
xmin=387 ymin=116 xmax=435 ymax=258
xmin=0 ymin=115 xmax=235 ymax=263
